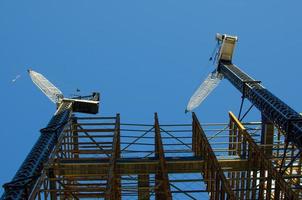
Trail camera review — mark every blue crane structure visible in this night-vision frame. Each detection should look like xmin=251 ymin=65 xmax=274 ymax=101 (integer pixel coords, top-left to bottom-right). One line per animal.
xmin=215 ymin=34 xmax=302 ymax=150
xmin=219 ymin=62 xmax=302 ymax=147
xmin=1 ymin=70 xmax=100 ymax=200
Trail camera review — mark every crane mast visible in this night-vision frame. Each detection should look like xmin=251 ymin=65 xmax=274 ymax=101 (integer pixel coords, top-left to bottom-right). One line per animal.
xmin=1 ymin=70 xmax=100 ymax=200
xmin=1 ymin=102 xmax=72 ymax=199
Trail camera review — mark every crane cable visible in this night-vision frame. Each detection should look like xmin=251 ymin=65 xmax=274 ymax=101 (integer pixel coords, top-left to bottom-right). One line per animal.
xmin=209 ymin=40 xmax=221 ymax=64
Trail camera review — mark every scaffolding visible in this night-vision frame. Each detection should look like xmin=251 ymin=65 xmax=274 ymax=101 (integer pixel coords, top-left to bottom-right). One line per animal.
xmin=17 ymin=111 xmax=299 ymax=200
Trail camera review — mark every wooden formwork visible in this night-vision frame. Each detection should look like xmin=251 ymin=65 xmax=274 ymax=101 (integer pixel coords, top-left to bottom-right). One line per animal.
xmin=28 ymin=112 xmax=301 ymax=200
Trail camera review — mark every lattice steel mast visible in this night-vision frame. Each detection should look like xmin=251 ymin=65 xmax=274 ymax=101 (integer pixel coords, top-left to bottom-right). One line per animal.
xmin=1 ymin=70 xmax=100 ymax=199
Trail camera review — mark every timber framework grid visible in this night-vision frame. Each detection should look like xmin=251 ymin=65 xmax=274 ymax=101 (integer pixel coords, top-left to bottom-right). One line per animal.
xmin=3 ymin=111 xmax=302 ymax=199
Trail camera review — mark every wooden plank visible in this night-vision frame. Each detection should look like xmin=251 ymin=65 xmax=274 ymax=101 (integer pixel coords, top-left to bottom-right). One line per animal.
xmin=138 ymin=174 xmax=150 ymax=200
xmin=154 ymin=113 xmax=172 ymax=200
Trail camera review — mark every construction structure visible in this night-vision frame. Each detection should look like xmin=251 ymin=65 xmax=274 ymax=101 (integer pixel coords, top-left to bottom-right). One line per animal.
xmin=2 ymin=34 xmax=302 ymax=199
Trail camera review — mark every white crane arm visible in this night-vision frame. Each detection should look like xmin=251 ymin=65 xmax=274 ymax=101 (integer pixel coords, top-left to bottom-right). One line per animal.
xmin=186 ymin=71 xmax=223 ymax=112
xmin=28 ymin=69 xmax=64 ymax=103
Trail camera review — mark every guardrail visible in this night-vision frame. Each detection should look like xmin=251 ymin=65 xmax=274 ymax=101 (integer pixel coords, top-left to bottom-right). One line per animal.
xmin=192 ymin=112 xmax=236 ymax=200
xmin=228 ymin=111 xmax=298 ymax=200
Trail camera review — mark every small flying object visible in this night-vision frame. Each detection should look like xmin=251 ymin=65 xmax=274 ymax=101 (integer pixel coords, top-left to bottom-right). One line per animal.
xmin=12 ymin=74 xmax=21 ymax=83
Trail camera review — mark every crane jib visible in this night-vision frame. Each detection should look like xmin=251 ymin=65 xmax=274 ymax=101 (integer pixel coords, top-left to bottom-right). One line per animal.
xmin=218 ymin=62 xmax=302 ymax=148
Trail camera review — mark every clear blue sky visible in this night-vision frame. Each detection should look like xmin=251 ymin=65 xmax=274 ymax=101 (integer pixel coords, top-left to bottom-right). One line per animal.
xmin=1 ymin=0 xmax=302 ymax=194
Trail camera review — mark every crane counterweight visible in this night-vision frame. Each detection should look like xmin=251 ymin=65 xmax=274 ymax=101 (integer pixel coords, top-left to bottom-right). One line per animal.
xmin=216 ymin=33 xmax=238 ymax=63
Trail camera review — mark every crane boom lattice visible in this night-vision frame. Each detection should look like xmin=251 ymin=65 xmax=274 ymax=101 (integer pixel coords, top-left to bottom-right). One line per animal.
xmin=28 ymin=69 xmax=64 ymax=103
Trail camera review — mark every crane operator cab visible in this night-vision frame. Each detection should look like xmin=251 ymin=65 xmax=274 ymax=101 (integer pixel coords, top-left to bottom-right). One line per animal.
xmin=216 ymin=33 xmax=238 ymax=64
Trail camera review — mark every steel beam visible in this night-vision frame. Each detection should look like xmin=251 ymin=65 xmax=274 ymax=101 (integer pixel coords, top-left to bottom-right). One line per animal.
xmin=51 ymin=158 xmax=251 ymax=176
xmin=154 ymin=113 xmax=172 ymax=200
xmin=105 ymin=114 xmax=121 ymax=200
xmin=138 ymin=174 xmax=150 ymax=200
xmin=48 ymin=168 xmax=57 ymax=200
xmin=72 ymin=117 xmax=79 ymax=159
xmin=261 ymin=114 xmax=274 ymax=157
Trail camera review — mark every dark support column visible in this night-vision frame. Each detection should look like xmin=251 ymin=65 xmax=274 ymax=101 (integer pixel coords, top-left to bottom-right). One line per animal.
xmin=138 ymin=174 xmax=150 ymax=200
xmin=69 ymin=117 xmax=78 ymax=198
xmin=72 ymin=117 xmax=79 ymax=159
xmin=105 ymin=114 xmax=121 ymax=200
xmin=192 ymin=120 xmax=201 ymax=157
xmin=154 ymin=113 xmax=172 ymax=200
xmin=48 ymin=168 xmax=57 ymax=200
xmin=261 ymin=114 xmax=274 ymax=157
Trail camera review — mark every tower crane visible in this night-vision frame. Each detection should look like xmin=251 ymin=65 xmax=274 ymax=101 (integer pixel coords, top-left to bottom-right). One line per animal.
xmin=1 ymin=70 xmax=100 ymax=200
xmin=187 ymin=33 xmax=302 ymax=159
xmin=2 ymin=35 xmax=302 ymax=199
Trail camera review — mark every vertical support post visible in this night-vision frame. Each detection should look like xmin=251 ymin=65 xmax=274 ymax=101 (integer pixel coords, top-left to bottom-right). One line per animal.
xmin=192 ymin=120 xmax=201 ymax=157
xmin=105 ymin=114 xmax=121 ymax=200
xmin=228 ymin=120 xmax=235 ymax=189
xmin=261 ymin=114 xmax=274 ymax=157
xmin=116 ymin=114 xmax=121 ymax=199
xmin=48 ymin=168 xmax=57 ymax=200
xmin=246 ymin=145 xmax=252 ymax=199
xmin=69 ymin=116 xmax=78 ymax=198
xmin=154 ymin=113 xmax=172 ymax=200
xmin=258 ymin=160 xmax=265 ymax=200
xmin=138 ymin=174 xmax=150 ymax=200
xmin=261 ymin=115 xmax=274 ymax=199
xmin=72 ymin=117 xmax=79 ymax=159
